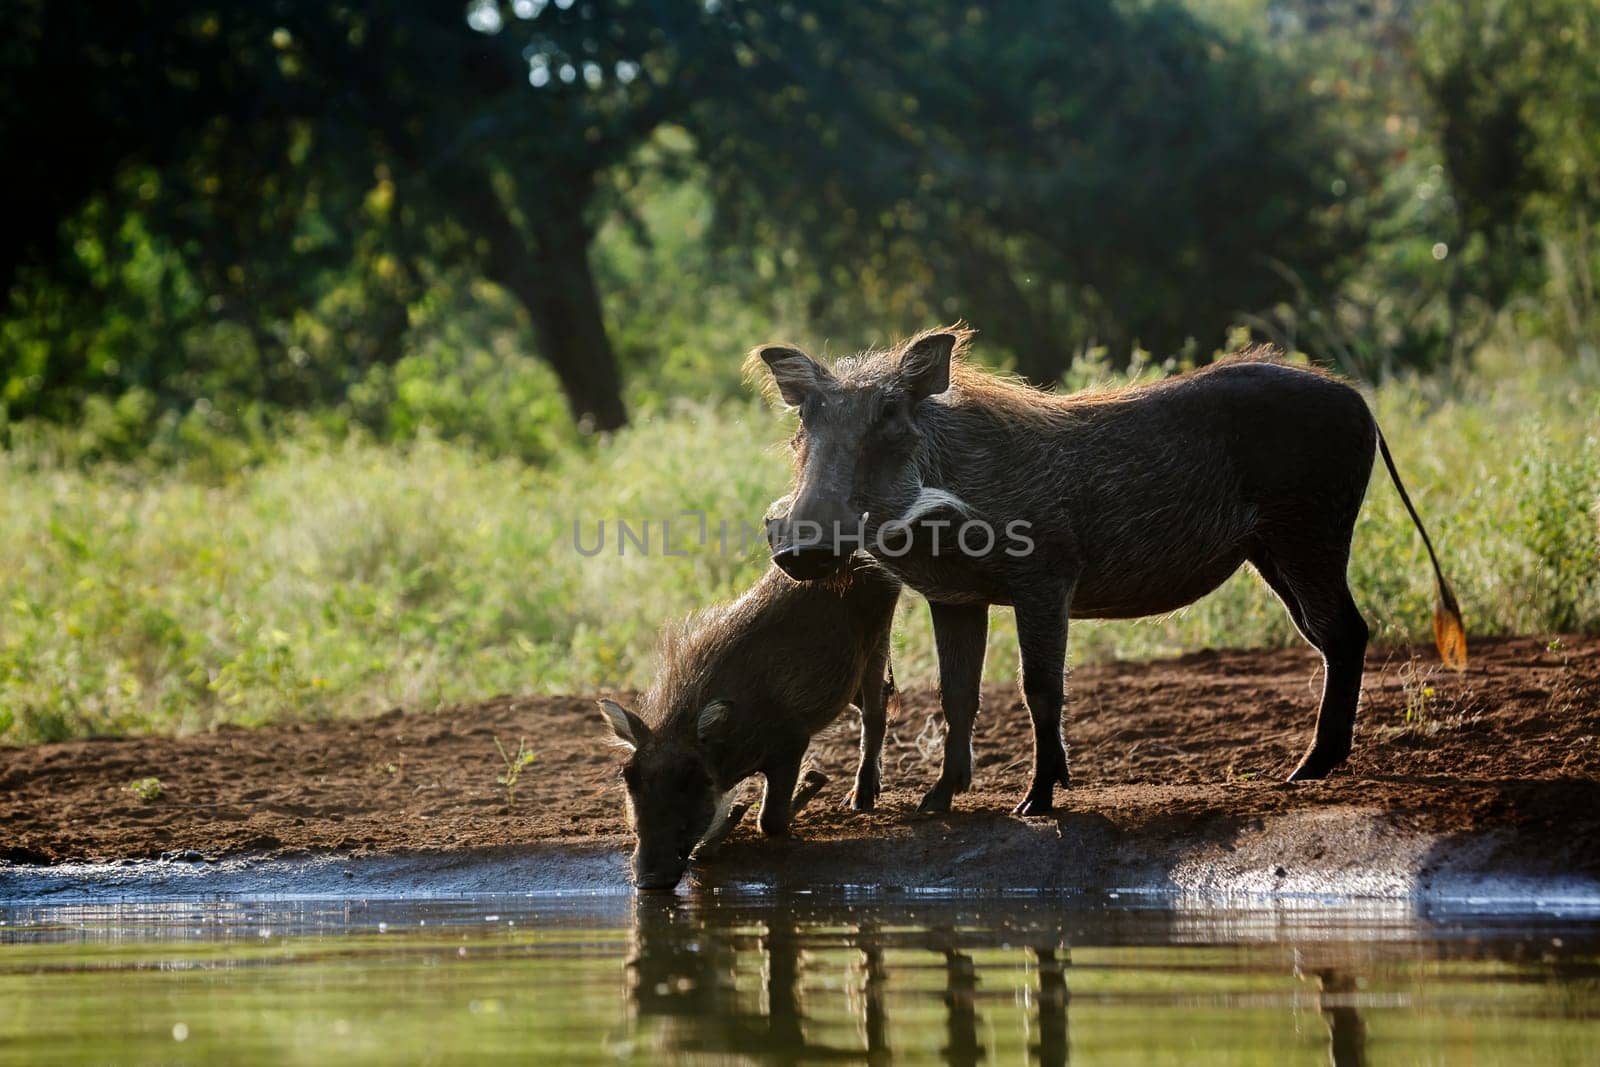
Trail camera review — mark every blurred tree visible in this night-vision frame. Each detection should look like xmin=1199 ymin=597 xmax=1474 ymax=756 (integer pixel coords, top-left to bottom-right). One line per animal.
xmin=3 ymin=0 xmax=756 ymax=431
xmin=1417 ymin=0 xmax=1600 ymax=351
xmin=696 ymin=0 xmax=1359 ymax=379
xmin=0 ymin=0 xmax=1380 ymax=436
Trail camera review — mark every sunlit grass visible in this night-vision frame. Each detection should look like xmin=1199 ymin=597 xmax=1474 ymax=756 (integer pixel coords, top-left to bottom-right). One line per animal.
xmin=2 ymin=338 xmax=1596 ymax=743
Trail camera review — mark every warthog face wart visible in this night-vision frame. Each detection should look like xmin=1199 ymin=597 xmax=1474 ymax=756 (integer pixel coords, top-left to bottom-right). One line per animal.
xmin=757 ymin=332 xmax=959 ymax=580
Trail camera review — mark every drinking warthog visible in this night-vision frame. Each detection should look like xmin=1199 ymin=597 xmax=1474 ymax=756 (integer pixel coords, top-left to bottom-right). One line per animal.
xmin=600 ymin=561 xmax=899 ymax=890
xmin=756 ymin=327 xmax=1465 ymax=816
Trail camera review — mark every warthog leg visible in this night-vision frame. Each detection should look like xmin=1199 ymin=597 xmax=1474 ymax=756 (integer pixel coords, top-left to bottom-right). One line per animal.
xmin=1013 ymin=586 xmax=1073 ymax=816
xmin=849 ymin=629 xmax=894 ymax=811
xmin=791 ymin=768 xmax=829 ymax=814
xmin=919 ymin=602 xmax=989 ymax=813
xmin=1252 ymin=542 xmax=1370 ymax=780
xmin=694 ymin=801 xmax=751 ymax=858
xmin=695 ymin=768 xmax=831 ymax=861
xmin=759 ymin=747 xmax=806 ymax=836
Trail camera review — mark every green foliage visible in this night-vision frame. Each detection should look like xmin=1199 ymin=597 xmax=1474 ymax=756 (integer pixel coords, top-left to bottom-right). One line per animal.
xmin=0 ymin=401 xmax=783 ymax=741
xmin=1182 ymin=0 xmax=1600 ymax=380
xmin=6 ymin=0 xmax=1598 ymax=445
xmin=1510 ymin=451 xmax=1600 ymax=634
xmin=1418 ymin=0 xmax=1600 ymax=244
xmin=1408 ymin=0 xmax=1600 ymax=354
xmin=700 ymin=0 xmax=1358 ymax=376
xmin=1 ymin=1 xmax=1599 ymax=746
xmin=1 ymin=0 xmax=818 ymax=433
xmin=2 ymin=0 xmax=1386 ymax=440
xmin=3 ymin=338 xmax=1595 ymax=745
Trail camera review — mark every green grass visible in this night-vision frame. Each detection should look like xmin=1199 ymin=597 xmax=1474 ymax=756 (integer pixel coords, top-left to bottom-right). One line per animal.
xmin=123 ymin=776 xmax=163 ymax=802
xmin=2 ymin=336 xmax=1596 ymax=744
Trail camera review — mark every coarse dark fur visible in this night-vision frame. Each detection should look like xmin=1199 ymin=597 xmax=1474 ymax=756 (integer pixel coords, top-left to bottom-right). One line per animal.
xmin=756 ymin=327 xmax=1465 ymax=816
xmin=600 ymin=560 xmax=900 ymax=890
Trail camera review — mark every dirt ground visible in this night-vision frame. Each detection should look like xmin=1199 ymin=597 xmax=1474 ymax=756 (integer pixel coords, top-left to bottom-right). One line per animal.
xmin=2 ymin=635 xmax=1597 ymax=872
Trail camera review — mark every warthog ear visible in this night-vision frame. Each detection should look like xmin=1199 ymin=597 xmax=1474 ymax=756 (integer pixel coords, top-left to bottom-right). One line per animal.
xmin=696 ymin=700 xmax=733 ymax=743
xmin=753 ymin=344 xmax=834 ymax=408
xmin=598 ymin=699 xmax=650 ymax=750
xmin=898 ymin=327 xmax=968 ymax=399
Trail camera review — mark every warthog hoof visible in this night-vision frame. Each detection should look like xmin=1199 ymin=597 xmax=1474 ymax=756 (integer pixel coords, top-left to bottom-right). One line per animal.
xmin=918 ymin=761 xmax=975 ymax=813
xmin=1287 ymin=747 xmax=1349 ymax=781
xmin=917 ymin=782 xmax=958 ymax=814
xmin=1012 ymin=793 xmax=1054 ymax=817
xmin=846 ymin=776 xmax=879 ymax=811
xmin=1013 ymin=765 xmax=1070 ymax=816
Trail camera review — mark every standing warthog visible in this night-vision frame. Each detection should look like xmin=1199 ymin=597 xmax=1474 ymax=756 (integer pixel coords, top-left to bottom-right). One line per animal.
xmin=756 ymin=327 xmax=1465 ymax=816
xmin=600 ymin=561 xmax=899 ymax=890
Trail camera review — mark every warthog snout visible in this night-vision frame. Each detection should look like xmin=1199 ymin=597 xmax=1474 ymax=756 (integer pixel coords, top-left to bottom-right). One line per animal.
xmin=632 ymin=862 xmax=688 ymax=893
xmin=769 ymin=536 xmax=850 ymax=581
xmin=766 ymin=495 xmax=858 ymax=581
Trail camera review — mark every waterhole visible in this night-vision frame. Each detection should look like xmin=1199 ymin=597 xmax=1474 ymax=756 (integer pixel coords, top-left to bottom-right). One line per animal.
xmin=3 ymin=895 xmax=1597 ymax=1064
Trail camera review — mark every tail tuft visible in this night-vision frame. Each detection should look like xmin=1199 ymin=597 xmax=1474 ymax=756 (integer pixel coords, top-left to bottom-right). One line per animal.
xmin=1433 ymin=579 xmax=1468 ymax=671
xmin=1379 ymin=428 xmax=1468 ymax=672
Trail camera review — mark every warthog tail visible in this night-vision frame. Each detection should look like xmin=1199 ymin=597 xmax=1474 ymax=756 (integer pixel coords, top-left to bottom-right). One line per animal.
xmin=1378 ymin=429 xmax=1468 ymax=670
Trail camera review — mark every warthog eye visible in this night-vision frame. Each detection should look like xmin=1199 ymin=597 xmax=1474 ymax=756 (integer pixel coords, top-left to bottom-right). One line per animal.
xmin=878 ymin=393 xmax=907 ymax=424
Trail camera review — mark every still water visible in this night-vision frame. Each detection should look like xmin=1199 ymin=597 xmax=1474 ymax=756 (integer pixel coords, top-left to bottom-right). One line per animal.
xmin=2 ymin=894 xmax=1598 ymax=1064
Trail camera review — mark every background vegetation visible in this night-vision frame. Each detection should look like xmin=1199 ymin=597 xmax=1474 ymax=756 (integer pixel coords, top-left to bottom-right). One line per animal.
xmin=2 ymin=0 xmax=1597 ymax=742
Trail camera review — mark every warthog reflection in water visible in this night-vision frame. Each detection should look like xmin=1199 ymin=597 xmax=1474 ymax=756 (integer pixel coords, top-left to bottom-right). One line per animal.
xmin=626 ymin=897 xmax=1071 ymax=1065
xmin=625 ymin=898 xmax=1378 ymax=1066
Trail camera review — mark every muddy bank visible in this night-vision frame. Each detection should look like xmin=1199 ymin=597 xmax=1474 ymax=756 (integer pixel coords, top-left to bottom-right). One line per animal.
xmin=2 ymin=636 xmax=1597 ymax=898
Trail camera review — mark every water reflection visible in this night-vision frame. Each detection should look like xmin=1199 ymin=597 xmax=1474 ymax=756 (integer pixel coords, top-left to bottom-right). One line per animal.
xmin=630 ymin=896 xmax=859 ymax=1060
xmin=860 ymin=918 xmax=889 ymax=1060
xmin=1308 ymin=968 xmax=1367 ymax=1067
xmin=1033 ymin=947 xmax=1069 ymax=1067
xmin=939 ymin=945 xmax=981 ymax=1066
xmin=629 ymin=898 xmax=1073 ymax=1063
xmin=617 ymin=899 xmax=1600 ymax=1065
xmin=3 ymin=897 xmax=1599 ymax=1064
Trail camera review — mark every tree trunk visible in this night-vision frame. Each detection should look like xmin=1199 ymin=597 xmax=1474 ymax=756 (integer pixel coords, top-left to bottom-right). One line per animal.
xmin=521 ymin=208 xmax=628 ymax=432
xmin=470 ymin=175 xmax=628 ymax=432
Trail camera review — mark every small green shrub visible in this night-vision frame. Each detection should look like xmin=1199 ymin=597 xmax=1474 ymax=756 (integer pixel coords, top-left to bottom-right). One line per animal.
xmin=495 ymin=737 xmax=538 ymax=807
